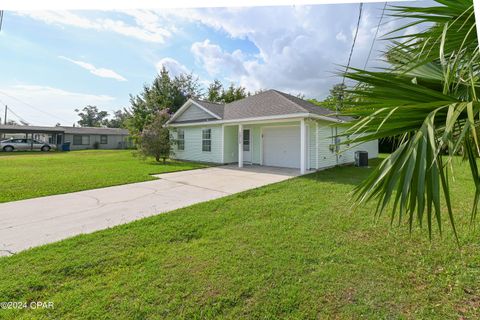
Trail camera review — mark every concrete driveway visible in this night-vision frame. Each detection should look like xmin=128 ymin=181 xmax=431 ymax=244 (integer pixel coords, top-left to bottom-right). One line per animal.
xmin=0 ymin=165 xmax=302 ymax=256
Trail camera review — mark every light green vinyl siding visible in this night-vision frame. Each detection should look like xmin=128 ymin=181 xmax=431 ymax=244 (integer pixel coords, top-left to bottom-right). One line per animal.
xmin=316 ymin=121 xmax=338 ymax=169
xmin=251 ymin=126 xmax=262 ymax=164
xmin=223 ymin=126 xmax=238 ymax=163
xmin=312 ymin=120 xmax=379 ymax=169
xmin=171 ymin=119 xmax=378 ymax=168
xmin=171 ymin=125 xmax=223 ymax=163
xmin=176 ymin=104 xmax=215 ymax=122
xmin=308 ymin=120 xmax=316 ymax=169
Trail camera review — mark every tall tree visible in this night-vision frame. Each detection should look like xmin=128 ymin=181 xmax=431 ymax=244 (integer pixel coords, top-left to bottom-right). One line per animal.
xmin=308 ymin=83 xmax=351 ymax=111
xmin=105 ymin=109 xmax=130 ymax=128
xmin=75 ymin=106 xmax=109 ymax=127
xmin=205 ymin=81 xmax=248 ymax=103
xmin=222 ymin=83 xmax=248 ymax=103
xmin=207 ymin=79 xmax=224 ymax=103
xmin=175 ymin=73 xmax=203 ymax=103
xmin=340 ymin=0 xmax=478 ymax=238
xmin=127 ymin=67 xmax=202 ymax=136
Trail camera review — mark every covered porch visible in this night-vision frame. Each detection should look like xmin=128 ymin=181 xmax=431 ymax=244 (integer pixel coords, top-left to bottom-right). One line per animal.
xmin=223 ymin=118 xmax=310 ymax=174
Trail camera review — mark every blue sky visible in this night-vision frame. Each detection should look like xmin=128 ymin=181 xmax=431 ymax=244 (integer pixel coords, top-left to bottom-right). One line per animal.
xmin=0 ymin=2 xmax=420 ymax=125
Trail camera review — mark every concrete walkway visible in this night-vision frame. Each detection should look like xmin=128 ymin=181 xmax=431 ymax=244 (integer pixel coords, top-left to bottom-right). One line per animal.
xmin=0 ymin=165 xmax=302 ymax=256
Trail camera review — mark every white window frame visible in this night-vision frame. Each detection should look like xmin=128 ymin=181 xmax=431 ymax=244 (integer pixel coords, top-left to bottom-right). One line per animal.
xmin=202 ymin=128 xmax=211 ymax=152
xmin=243 ymin=128 xmax=250 ymax=152
xmin=177 ymin=129 xmax=185 ymax=151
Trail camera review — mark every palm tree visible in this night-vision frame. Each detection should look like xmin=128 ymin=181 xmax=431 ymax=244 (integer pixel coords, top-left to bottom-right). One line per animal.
xmin=341 ymin=0 xmax=478 ymax=239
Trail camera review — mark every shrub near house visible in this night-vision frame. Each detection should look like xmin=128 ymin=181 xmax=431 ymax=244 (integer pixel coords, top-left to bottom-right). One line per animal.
xmin=138 ymin=110 xmax=172 ymax=163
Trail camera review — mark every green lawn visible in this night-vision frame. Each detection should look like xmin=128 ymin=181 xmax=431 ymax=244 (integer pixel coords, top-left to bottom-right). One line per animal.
xmin=0 ymin=157 xmax=479 ymax=319
xmin=0 ymin=150 xmax=207 ymax=203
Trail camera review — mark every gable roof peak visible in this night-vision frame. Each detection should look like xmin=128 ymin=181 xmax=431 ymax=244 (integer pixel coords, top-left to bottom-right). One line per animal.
xmin=191 ymin=97 xmax=224 ymax=106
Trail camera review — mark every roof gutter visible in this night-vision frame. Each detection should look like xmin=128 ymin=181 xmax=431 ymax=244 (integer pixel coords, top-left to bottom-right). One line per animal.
xmin=309 ymin=114 xmax=347 ymax=124
xmin=167 ymin=112 xmax=346 ymax=127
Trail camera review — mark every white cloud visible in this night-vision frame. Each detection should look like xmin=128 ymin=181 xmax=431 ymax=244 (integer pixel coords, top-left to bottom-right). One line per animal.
xmin=0 ymin=85 xmax=116 ymax=126
xmin=59 ymin=56 xmax=127 ymax=81
xmin=155 ymin=57 xmax=190 ymax=77
xmin=191 ymin=39 xmax=246 ymax=76
xmin=15 ymin=4 xmax=416 ymax=99
xmin=16 ymin=10 xmax=172 ymax=43
xmin=158 ymin=3 xmax=405 ymax=98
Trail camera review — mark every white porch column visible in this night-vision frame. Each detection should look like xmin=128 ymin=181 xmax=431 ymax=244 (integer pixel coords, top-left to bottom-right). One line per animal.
xmin=300 ymin=119 xmax=306 ymax=174
xmin=238 ymin=124 xmax=243 ymax=168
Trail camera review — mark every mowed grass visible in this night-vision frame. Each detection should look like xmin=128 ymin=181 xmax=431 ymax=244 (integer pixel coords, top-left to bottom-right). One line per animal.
xmin=1 ymin=157 xmax=479 ymax=319
xmin=0 ymin=150 xmax=207 ymax=203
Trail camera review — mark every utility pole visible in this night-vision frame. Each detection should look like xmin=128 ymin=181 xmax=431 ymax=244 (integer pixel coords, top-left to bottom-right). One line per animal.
xmin=0 ymin=11 xmax=4 ymax=32
xmin=2 ymin=105 xmax=6 ymax=139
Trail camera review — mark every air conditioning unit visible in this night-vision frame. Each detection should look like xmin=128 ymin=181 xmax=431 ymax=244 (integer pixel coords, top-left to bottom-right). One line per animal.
xmin=355 ymin=151 xmax=368 ymax=167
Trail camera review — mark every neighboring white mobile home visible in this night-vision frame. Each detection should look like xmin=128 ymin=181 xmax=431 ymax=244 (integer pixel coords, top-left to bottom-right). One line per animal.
xmin=62 ymin=127 xmax=130 ymax=150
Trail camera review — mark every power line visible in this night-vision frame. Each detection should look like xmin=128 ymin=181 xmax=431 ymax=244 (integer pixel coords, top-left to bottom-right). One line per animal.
xmin=0 ymin=98 xmax=33 ymax=124
xmin=336 ymin=2 xmax=363 ymax=115
xmin=364 ymin=2 xmax=387 ymax=69
xmin=0 ymin=90 xmax=70 ymax=123
xmin=340 ymin=2 xmax=364 ymax=93
xmin=334 ymin=2 xmax=364 ymax=164
xmin=7 ymin=106 xmax=31 ymax=125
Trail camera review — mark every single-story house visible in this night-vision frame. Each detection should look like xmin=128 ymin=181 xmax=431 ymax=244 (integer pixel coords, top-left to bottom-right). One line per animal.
xmin=167 ymin=89 xmax=378 ymax=174
xmin=61 ymin=126 xmax=131 ymax=150
xmin=0 ymin=124 xmax=131 ymax=150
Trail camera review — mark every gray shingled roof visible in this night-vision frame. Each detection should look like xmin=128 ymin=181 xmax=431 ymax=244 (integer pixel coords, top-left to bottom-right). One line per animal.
xmin=272 ymin=90 xmax=353 ymax=122
xmin=192 ymin=99 xmax=224 ymax=118
xmin=0 ymin=124 xmax=129 ymax=135
xmin=61 ymin=126 xmax=129 ymax=135
xmin=172 ymin=90 xmax=352 ymax=123
xmin=0 ymin=124 xmax=65 ymax=133
xmin=223 ymin=89 xmax=351 ymax=121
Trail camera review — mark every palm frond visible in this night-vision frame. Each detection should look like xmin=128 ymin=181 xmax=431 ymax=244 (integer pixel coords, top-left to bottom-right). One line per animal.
xmin=340 ymin=0 xmax=479 ymax=237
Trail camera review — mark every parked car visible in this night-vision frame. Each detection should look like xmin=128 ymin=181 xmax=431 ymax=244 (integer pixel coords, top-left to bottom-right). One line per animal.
xmin=0 ymin=138 xmax=55 ymax=152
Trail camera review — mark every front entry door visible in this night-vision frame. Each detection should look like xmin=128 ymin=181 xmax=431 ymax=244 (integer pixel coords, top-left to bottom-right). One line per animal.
xmin=243 ymin=128 xmax=252 ymax=163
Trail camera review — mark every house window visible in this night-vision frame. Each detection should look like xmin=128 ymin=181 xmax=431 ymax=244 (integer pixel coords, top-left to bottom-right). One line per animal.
xmin=243 ymin=129 xmax=250 ymax=151
xmin=73 ymin=135 xmax=90 ymax=145
xmin=202 ymin=128 xmax=211 ymax=152
xmin=177 ymin=129 xmax=185 ymax=151
xmin=100 ymin=135 xmax=108 ymax=144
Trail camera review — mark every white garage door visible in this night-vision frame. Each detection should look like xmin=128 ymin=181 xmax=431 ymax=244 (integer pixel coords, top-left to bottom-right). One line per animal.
xmin=263 ymin=126 xmax=301 ymax=168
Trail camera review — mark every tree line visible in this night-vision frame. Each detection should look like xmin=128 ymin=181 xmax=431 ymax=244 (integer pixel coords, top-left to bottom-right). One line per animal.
xmin=73 ymin=67 xmax=260 ymax=133
xmin=75 ymin=66 xmax=353 ymax=134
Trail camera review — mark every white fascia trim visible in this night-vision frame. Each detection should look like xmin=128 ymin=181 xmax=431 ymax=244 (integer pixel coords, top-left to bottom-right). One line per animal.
xmin=167 ymin=99 xmax=192 ymax=124
xmin=167 ymin=99 xmax=221 ymax=124
xmin=309 ymin=114 xmax=346 ymax=124
xmin=167 ymin=112 xmax=345 ymax=127
xmin=224 ymin=113 xmax=310 ymax=125
xmin=169 ymin=113 xmax=306 ymax=127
